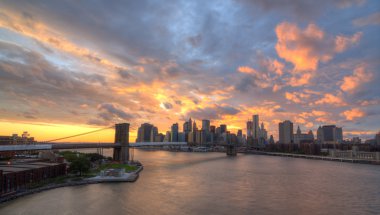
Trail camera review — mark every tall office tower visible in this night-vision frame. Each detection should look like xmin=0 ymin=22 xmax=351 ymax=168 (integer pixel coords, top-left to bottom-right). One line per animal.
xmin=335 ymin=127 xmax=343 ymax=143
xmin=322 ymin=125 xmax=336 ymax=143
xmin=164 ymin=131 xmax=171 ymax=142
xmin=171 ymin=123 xmax=179 ymax=142
xmin=183 ymin=121 xmax=189 ymax=133
xmin=260 ymin=122 xmax=268 ymax=140
xmin=210 ymin=125 xmax=216 ymax=133
xmin=113 ymin=123 xmax=129 ymax=163
xmin=317 ymin=126 xmax=323 ymax=144
xmin=178 ymin=132 xmax=186 ymax=142
xmin=202 ymin=119 xmax=210 ymax=131
xmin=237 ymin=129 xmax=243 ymax=137
xmin=308 ymin=130 xmax=314 ymax=139
xmin=220 ymin=124 xmax=227 ymax=133
xmin=322 ymin=125 xmax=343 ymax=144
xmin=192 ymin=120 xmax=197 ymax=132
xmin=279 ymin=120 xmax=294 ymax=144
xmin=189 ymin=118 xmax=193 ymax=132
xmin=376 ymin=132 xmax=380 ymax=145
xmin=247 ymin=121 xmax=253 ymax=137
xmin=269 ymin=135 xmax=275 ymax=144
xmin=137 ymin=123 xmax=153 ymax=142
xmin=253 ymin=115 xmax=260 ymax=139
xmin=150 ymin=126 xmax=158 ymax=142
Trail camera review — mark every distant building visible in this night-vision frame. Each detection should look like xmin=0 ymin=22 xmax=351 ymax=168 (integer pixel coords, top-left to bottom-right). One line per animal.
xmin=164 ymin=131 xmax=171 ymax=142
xmin=220 ymin=124 xmax=227 ymax=134
xmin=247 ymin=121 xmax=253 ymax=137
xmin=188 ymin=131 xmax=195 ymax=143
xmin=137 ymin=123 xmax=153 ymax=142
xmin=178 ymin=132 xmax=186 ymax=142
xmin=154 ymin=133 xmax=164 ymax=142
xmin=279 ymin=120 xmax=294 ymax=144
xmin=317 ymin=126 xmax=323 ymax=144
xmin=192 ymin=120 xmax=198 ymax=133
xmin=269 ymin=135 xmax=275 ymax=144
xmin=150 ymin=126 xmax=158 ymax=142
xmin=253 ymin=115 xmax=260 ymax=139
xmin=376 ymin=132 xmax=380 ymax=145
xmin=195 ymin=130 xmax=204 ymax=145
xmin=171 ymin=123 xmax=179 ymax=142
xmin=237 ymin=129 xmax=243 ymax=137
xmin=320 ymin=125 xmax=343 ymax=144
xmin=210 ymin=125 xmax=216 ymax=134
xmin=0 ymin=132 xmax=35 ymax=145
xmin=352 ymin=137 xmax=361 ymax=144
xmin=202 ymin=119 xmax=210 ymax=132
xmin=294 ymin=126 xmax=314 ymax=144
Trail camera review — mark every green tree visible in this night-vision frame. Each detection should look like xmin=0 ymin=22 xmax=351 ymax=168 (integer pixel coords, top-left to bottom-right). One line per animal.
xmin=69 ymin=156 xmax=91 ymax=176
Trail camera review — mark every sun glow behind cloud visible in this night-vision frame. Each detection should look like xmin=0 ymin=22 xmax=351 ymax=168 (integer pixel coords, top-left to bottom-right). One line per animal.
xmin=0 ymin=0 xmax=379 ymax=141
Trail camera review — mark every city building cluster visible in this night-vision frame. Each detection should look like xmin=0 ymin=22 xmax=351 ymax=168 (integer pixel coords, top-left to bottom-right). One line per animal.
xmin=136 ymin=115 xmax=380 ymax=146
xmin=0 ymin=132 xmax=35 ymax=145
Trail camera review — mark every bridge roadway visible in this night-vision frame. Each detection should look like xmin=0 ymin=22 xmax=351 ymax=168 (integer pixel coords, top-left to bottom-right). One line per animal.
xmin=0 ymin=142 xmax=187 ymax=152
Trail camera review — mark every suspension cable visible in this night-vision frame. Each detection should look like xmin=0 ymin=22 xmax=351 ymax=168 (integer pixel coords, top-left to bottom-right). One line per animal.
xmin=43 ymin=125 xmax=114 ymax=143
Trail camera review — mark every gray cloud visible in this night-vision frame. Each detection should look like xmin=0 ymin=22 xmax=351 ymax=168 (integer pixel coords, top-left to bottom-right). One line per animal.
xmin=187 ymin=105 xmax=240 ymax=120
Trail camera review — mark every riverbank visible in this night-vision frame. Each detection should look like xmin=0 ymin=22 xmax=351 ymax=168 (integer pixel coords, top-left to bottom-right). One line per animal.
xmin=244 ymin=151 xmax=380 ymax=165
xmin=0 ymin=165 xmax=143 ymax=204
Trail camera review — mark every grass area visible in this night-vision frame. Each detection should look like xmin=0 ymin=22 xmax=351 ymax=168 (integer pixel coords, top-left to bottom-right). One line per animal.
xmin=98 ymin=163 xmax=138 ymax=172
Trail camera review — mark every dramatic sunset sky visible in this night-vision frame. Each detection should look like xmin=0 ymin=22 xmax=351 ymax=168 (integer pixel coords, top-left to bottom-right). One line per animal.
xmin=0 ymin=0 xmax=379 ymax=142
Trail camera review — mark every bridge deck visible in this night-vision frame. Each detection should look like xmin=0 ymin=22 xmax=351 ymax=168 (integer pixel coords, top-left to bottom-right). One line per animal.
xmin=0 ymin=142 xmax=188 ymax=152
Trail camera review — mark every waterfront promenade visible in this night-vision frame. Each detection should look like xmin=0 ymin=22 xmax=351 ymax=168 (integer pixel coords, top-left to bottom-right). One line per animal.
xmin=0 ymin=166 xmax=143 ymax=204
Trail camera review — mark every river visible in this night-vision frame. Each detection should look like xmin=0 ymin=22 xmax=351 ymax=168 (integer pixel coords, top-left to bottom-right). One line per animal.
xmin=1 ymin=149 xmax=380 ymax=215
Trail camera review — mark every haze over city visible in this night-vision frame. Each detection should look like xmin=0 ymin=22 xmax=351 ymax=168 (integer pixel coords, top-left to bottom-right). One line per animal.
xmin=0 ymin=0 xmax=379 ymax=142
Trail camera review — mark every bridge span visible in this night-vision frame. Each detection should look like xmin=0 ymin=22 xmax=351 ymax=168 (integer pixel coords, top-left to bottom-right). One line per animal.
xmin=0 ymin=142 xmax=188 ymax=152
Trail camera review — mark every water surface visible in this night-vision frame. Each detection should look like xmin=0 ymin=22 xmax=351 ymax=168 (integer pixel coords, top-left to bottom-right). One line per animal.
xmin=1 ymin=150 xmax=379 ymax=215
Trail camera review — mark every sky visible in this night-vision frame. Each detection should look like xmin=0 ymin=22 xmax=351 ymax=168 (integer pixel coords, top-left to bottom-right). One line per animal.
xmin=0 ymin=0 xmax=379 ymax=142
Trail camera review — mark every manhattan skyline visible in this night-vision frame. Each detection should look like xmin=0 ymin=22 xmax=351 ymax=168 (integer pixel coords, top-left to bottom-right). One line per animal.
xmin=0 ymin=1 xmax=379 ymax=142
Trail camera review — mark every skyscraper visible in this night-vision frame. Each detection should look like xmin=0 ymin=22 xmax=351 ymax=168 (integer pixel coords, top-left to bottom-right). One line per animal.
xmin=321 ymin=125 xmax=343 ymax=144
xmin=220 ymin=124 xmax=227 ymax=133
xmin=237 ymin=129 xmax=243 ymax=137
xmin=202 ymin=119 xmax=210 ymax=132
xmin=247 ymin=121 xmax=253 ymax=137
xmin=317 ymin=126 xmax=323 ymax=144
xmin=137 ymin=123 xmax=153 ymax=142
xmin=253 ymin=115 xmax=260 ymax=139
xmin=279 ymin=120 xmax=294 ymax=144
xmin=260 ymin=122 xmax=268 ymax=140
xmin=150 ymin=126 xmax=158 ymax=142
xmin=171 ymin=123 xmax=179 ymax=142
xmin=192 ymin=120 xmax=197 ymax=133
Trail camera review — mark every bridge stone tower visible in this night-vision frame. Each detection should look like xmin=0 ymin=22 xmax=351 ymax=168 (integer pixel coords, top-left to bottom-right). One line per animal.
xmin=113 ymin=123 xmax=130 ymax=163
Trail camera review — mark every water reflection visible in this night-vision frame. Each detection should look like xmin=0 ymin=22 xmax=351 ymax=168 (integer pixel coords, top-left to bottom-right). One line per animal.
xmin=1 ymin=150 xmax=380 ymax=215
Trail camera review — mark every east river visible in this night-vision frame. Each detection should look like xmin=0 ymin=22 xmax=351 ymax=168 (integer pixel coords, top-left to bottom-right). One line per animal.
xmin=1 ymin=150 xmax=380 ymax=215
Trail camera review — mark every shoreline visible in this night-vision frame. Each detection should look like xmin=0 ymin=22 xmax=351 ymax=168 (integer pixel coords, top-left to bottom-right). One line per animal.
xmin=0 ymin=165 xmax=143 ymax=204
xmin=243 ymin=151 xmax=380 ymax=165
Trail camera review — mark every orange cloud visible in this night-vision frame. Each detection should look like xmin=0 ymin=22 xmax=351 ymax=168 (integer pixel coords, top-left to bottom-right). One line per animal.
xmin=315 ymin=93 xmax=346 ymax=106
xmin=341 ymin=108 xmax=365 ymax=120
xmin=288 ymin=73 xmax=312 ymax=87
xmin=0 ymin=10 xmax=130 ymax=75
xmin=238 ymin=66 xmax=258 ymax=74
xmin=275 ymin=22 xmax=362 ymax=73
xmin=285 ymin=92 xmax=310 ymax=103
xmin=340 ymin=66 xmax=372 ymax=93
xmin=335 ymin=32 xmax=362 ymax=52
